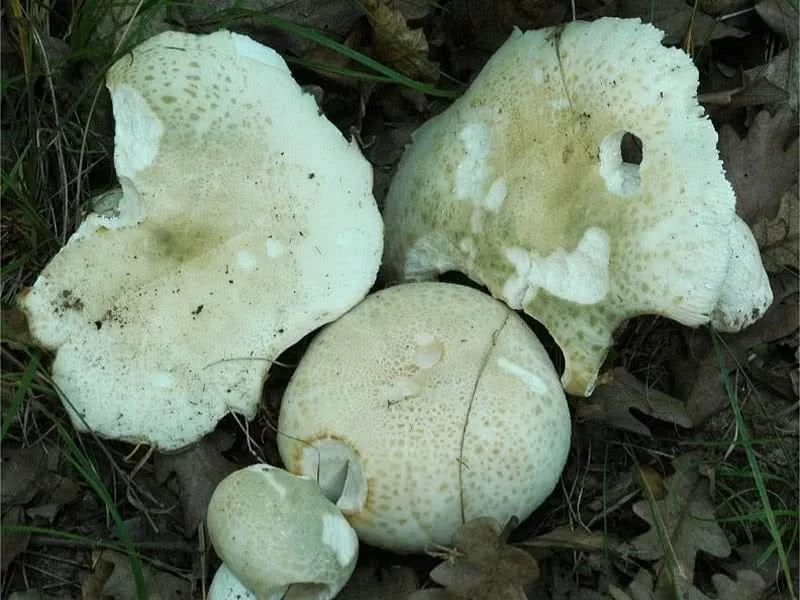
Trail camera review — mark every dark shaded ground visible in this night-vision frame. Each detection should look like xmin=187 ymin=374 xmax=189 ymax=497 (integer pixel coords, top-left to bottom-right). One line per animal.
xmin=1 ymin=1 xmax=798 ymax=599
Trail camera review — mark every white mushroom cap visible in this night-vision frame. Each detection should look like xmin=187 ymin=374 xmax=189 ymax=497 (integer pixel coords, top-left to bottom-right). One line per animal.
xmin=711 ymin=216 xmax=773 ymax=332
xmin=382 ymin=18 xmax=771 ymax=396
xmin=206 ymin=464 xmax=359 ymax=600
xmin=18 ymin=31 xmax=382 ymax=449
xmin=278 ymin=282 xmax=571 ymax=554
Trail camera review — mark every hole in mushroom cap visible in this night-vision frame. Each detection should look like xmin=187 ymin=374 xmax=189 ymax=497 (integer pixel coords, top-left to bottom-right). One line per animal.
xmin=620 ymin=132 xmax=643 ymax=165
xmin=300 ymin=438 xmax=366 ymax=514
xmin=598 ymin=130 xmax=643 ymax=196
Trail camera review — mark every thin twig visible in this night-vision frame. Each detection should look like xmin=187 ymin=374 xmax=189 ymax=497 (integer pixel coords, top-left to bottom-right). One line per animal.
xmin=28 ymin=535 xmax=197 ymax=554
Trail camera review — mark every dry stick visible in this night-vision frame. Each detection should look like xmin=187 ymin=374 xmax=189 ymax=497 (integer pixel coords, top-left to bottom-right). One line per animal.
xmin=197 ymin=523 xmax=209 ymax=600
xmin=28 ymin=535 xmax=196 ymax=554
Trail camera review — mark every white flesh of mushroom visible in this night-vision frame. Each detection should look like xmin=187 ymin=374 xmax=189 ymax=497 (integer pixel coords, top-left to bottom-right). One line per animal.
xmin=206 ymin=464 xmax=359 ymax=600
xmin=208 ymin=563 xmax=256 ymax=600
xmin=381 ymin=18 xmax=772 ymax=396
xmin=18 ymin=30 xmax=383 ymax=449
xmin=711 ymin=216 xmax=773 ymax=332
xmin=278 ymin=282 xmax=571 ymax=554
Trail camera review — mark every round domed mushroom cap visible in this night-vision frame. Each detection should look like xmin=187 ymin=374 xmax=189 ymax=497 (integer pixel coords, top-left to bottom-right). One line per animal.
xmin=278 ymin=282 xmax=571 ymax=554
xmin=17 ymin=30 xmax=382 ymax=449
xmin=382 ymin=17 xmax=771 ymax=396
xmin=206 ymin=465 xmax=358 ymax=600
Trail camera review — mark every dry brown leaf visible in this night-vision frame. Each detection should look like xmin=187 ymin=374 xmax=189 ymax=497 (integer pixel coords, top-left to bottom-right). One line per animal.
xmin=82 ymin=554 xmax=116 ymax=600
xmin=364 ymin=0 xmax=439 ymax=81
xmin=752 ymin=183 xmax=799 ymax=271
xmin=408 ymin=590 xmax=452 ymax=600
xmin=756 ymin=0 xmax=799 ymax=41
xmin=630 ymin=456 xmax=731 ymax=595
xmin=697 ymin=0 xmax=754 ymax=16
xmin=389 ymin=0 xmax=435 ymax=20
xmin=636 ymin=465 xmax=667 ymax=501
xmin=1 ymin=445 xmax=80 ymax=536
xmin=9 ymin=591 xmax=75 ymax=600
xmin=94 ymin=2 xmax=168 ymax=47
xmin=734 ymin=542 xmax=800 ymax=589
xmin=153 ymin=431 xmax=238 ymax=534
xmin=608 ymin=569 xmax=712 ymax=600
xmin=422 ymin=517 xmax=538 ymax=600
xmin=84 ymin=550 xmax=190 ymax=600
xmin=577 ymin=368 xmax=693 ymax=436
xmin=719 ymin=108 xmax=799 ymax=225
xmin=744 ymin=48 xmax=799 ymax=110
xmin=618 ymin=0 xmax=747 ymax=46
xmin=609 ymin=567 xmax=767 ymax=600
xmin=176 ymin=0 xmax=363 ymax=54
xmin=711 ymin=570 xmax=767 ymax=600
xmin=303 ymin=27 xmax=368 ymax=89
xmin=521 ymin=525 xmax=609 ymax=552
xmin=1 ymin=445 xmax=48 ymax=506
xmin=1 ymin=506 xmax=30 ymax=571
xmin=446 ymin=0 xmax=567 ymax=55
xmin=717 ymin=77 xmax=793 ymax=109
xmin=337 ymin=565 xmax=418 ymax=599
xmin=676 ymin=271 xmax=799 ymax=424
xmin=1 ymin=308 xmax=33 ymax=347
xmin=608 ymin=570 xmax=659 ymax=600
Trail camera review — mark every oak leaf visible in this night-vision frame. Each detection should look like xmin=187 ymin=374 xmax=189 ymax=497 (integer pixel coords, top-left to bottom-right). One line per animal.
xmin=752 ymin=183 xmax=799 ymax=272
xmin=411 ymin=518 xmax=539 ymax=600
xmin=630 ymin=456 xmax=731 ymax=596
xmin=364 ymin=0 xmax=439 ymax=81
xmin=577 ymin=368 xmax=693 ymax=436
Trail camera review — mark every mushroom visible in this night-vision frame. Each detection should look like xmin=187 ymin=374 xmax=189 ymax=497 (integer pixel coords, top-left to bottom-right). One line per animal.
xmin=278 ymin=282 xmax=571 ymax=554
xmin=206 ymin=464 xmax=359 ymax=600
xmin=17 ymin=30 xmax=383 ymax=449
xmin=381 ymin=18 xmax=772 ymax=396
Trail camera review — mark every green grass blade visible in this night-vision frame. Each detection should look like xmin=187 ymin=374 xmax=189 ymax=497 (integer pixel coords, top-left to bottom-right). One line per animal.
xmin=197 ymin=8 xmax=463 ymax=98
xmin=35 ymin=404 xmax=149 ymax=600
xmin=711 ymin=329 xmax=797 ymax=599
xmin=0 ymin=353 xmax=39 ymax=441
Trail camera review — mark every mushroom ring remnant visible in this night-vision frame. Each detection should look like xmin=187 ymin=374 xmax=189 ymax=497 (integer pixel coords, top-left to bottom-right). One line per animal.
xmin=278 ymin=282 xmax=571 ymax=554
xmin=382 ymin=17 xmax=772 ymax=397
xmin=17 ymin=30 xmax=383 ymax=450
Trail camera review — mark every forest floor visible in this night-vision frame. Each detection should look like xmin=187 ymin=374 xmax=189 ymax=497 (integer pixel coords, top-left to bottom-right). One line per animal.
xmin=1 ymin=1 xmax=798 ymax=599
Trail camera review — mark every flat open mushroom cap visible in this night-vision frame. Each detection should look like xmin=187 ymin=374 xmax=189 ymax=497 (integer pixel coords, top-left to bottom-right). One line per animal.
xmin=18 ymin=30 xmax=382 ymax=449
xmin=278 ymin=282 xmax=571 ymax=553
xmin=382 ymin=18 xmax=770 ymax=396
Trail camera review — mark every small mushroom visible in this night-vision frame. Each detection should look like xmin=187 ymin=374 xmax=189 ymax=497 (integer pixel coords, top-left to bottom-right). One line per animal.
xmin=206 ymin=464 xmax=359 ymax=600
xmin=278 ymin=282 xmax=571 ymax=553
xmin=17 ymin=31 xmax=383 ymax=449
xmin=381 ymin=18 xmax=772 ymax=396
